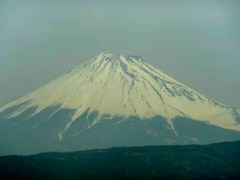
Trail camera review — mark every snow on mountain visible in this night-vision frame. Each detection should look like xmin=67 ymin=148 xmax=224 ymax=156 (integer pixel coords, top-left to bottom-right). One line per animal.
xmin=0 ymin=52 xmax=239 ymax=140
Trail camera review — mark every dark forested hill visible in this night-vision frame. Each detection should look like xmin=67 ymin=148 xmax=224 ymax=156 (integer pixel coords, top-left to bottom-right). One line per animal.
xmin=0 ymin=141 xmax=240 ymax=179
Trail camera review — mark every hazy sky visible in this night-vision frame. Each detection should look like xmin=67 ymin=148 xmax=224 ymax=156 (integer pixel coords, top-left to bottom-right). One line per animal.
xmin=0 ymin=0 xmax=239 ymax=108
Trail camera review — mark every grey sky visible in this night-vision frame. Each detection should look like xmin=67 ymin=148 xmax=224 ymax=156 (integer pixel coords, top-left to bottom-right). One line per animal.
xmin=0 ymin=0 xmax=239 ymax=108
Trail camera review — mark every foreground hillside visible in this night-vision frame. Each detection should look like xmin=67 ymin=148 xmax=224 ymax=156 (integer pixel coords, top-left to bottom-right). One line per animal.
xmin=0 ymin=141 xmax=240 ymax=179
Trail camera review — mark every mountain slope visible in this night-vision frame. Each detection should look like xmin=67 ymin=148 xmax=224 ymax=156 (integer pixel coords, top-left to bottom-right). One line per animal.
xmin=0 ymin=52 xmax=239 ymax=155
xmin=0 ymin=141 xmax=240 ymax=179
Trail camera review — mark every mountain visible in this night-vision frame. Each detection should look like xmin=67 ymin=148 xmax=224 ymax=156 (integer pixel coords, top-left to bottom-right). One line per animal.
xmin=237 ymin=108 xmax=240 ymax=116
xmin=0 ymin=141 xmax=240 ymax=179
xmin=0 ymin=52 xmax=240 ymax=155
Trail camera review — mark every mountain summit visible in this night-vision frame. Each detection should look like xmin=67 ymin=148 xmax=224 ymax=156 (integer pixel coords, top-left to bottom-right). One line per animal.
xmin=0 ymin=52 xmax=240 ymax=155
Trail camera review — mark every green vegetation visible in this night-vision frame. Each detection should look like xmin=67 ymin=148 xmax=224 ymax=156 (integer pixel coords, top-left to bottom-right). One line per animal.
xmin=0 ymin=141 xmax=240 ymax=179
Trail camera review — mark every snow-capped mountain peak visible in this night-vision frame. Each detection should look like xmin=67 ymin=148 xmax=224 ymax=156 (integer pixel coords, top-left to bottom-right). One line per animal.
xmin=0 ymin=52 xmax=239 ymax=140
